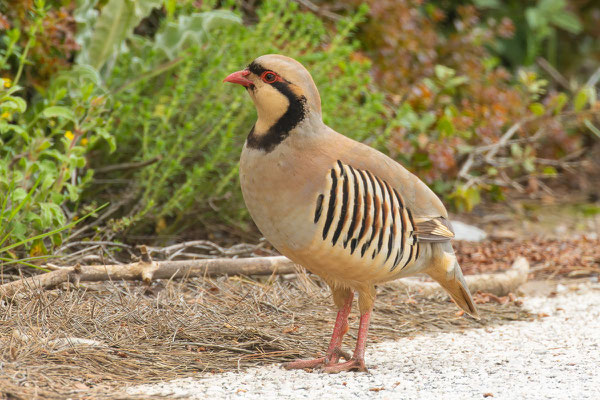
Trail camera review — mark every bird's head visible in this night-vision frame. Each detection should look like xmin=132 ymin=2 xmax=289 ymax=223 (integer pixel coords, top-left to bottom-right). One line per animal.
xmin=224 ymin=55 xmax=322 ymax=150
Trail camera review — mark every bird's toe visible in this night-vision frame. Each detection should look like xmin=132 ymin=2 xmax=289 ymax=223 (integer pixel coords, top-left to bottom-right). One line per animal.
xmin=283 ymin=357 xmax=326 ymax=370
xmin=322 ymin=358 xmax=368 ymax=374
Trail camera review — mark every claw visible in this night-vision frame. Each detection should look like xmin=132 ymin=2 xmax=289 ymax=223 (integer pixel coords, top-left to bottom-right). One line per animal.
xmin=325 ymin=347 xmax=352 ymax=365
xmin=322 ymin=358 xmax=368 ymax=374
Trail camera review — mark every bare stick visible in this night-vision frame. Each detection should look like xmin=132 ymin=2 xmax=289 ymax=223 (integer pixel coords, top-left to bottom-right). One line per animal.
xmin=1 ymin=256 xmax=530 ymax=300
xmin=0 ymin=256 xmax=297 ymax=298
xmin=537 ymin=57 xmax=571 ymax=91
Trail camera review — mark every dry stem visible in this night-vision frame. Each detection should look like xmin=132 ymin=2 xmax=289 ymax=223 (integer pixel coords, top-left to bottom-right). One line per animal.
xmin=1 ymin=255 xmax=529 ymax=299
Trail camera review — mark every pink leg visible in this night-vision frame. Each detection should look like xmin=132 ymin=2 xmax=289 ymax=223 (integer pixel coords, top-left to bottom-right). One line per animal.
xmin=283 ymin=292 xmax=354 ymax=370
xmin=322 ymin=309 xmax=371 ymax=373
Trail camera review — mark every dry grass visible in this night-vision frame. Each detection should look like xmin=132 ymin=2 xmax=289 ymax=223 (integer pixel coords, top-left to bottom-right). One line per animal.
xmin=0 ymin=272 xmax=530 ymax=399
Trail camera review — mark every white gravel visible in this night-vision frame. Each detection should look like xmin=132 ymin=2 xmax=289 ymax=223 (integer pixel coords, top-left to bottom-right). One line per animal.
xmin=128 ymin=282 xmax=600 ymax=399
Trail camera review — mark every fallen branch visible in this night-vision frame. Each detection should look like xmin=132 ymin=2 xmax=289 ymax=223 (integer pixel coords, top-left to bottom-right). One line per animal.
xmin=0 ymin=256 xmax=297 ymax=298
xmin=386 ymin=257 xmax=529 ymax=297
xmin=0 ymin=255 xmax=529 ymax=299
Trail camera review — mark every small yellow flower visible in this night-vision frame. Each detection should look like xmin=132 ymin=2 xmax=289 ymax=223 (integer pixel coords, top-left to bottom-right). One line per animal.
xmin=64 ymin=130 xmax=75 ymax=141
xmin=80 ymin=137 xmax=89 ymax=146
xmin=1 ymin=78 xmax=11 ymax=88
xmin=1 ymin=111 xmax=11 ymax=119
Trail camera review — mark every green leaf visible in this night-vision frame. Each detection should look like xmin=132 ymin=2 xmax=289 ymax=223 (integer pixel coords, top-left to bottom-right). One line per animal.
xmin=550 ymin=12 xmax=582 ymax=34
xmin=437 ymin=115 xmax=455 ymax=137
xmin=552 ymin=93 xmax=568 ymax=114
xmin=434 ymin=65 xmax=456 ymax=81
xmin=78 ymin=0 xmax=163 ymax=70
xmin=529 ymin=102 xmax=545 ymax=116
xmin=42 ymin=106 xmax=76 ymax=121
xmin=39 ymin=202 xmax=67 ymax=226
xmin=574 ymin=88 xmax=589 ymax=111
xmin=96 ymin=127 xmax=116 ymax=152
xmin=10 ymin=188 xmax=27 ymax=203
xmin=7 ymin=176 xmax=41 ymax=223
xmin=2 ymin=96 xmax=27 ymax=113
xmin=510 ymin=143 xmax=523 ymax=158
xmin=0 ymin=203 xmax=108 ymax=255
xmin=154 ymin=11 xmax=242 ymax=60
xmin=446 ymin=75 xmax=468 ymax=88
xmin=542 ymin=166 xmax=557 ymax=176
xmin=525 ymin=8 xmax=543 ymax=30
xmin=539 ymin=0 xmax=566 ymax=14
xmin=523 ymin=158 xmax=535 ymax=173
xmin=65 ymin=183 xmax=80 ymax=202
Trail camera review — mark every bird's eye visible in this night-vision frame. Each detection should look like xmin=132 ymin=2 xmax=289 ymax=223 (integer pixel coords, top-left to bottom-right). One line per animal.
xmin=261 ymin=71 xmax=277 ymax=84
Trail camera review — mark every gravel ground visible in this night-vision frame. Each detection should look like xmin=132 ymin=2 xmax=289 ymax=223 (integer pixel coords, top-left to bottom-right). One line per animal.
xmin=127 ymin=281 xmax=600 ymax=400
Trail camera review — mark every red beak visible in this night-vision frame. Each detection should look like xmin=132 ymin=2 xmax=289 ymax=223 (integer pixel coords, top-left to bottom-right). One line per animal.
xmin=224 ymin=69 xmax=253 ymax=88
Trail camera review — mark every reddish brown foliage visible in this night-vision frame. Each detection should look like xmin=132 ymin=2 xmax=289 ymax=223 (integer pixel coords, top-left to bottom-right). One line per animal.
xmin=3 ymin=2 xmax=79 ymax=85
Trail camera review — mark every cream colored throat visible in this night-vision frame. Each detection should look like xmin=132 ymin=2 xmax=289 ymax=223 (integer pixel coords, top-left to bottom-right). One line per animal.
xmin=252 ymin=87 xmax=290 ymax=134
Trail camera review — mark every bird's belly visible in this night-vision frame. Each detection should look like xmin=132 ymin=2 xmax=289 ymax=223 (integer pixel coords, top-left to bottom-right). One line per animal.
xmin=289 ymin=235 xmax=415 ymax=288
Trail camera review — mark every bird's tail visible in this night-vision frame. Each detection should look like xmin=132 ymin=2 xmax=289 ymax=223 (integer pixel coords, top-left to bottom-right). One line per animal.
xmin=425 ymin=245 xmax=479 ymax=319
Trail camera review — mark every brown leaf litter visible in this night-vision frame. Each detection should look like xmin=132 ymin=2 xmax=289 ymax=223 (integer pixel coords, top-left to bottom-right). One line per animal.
xmin=456 ymin=236 xmax=599 ymax=278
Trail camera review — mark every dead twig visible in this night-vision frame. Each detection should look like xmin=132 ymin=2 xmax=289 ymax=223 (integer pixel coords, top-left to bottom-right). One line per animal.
xmin=1 ymin=256 xmax=530 ymax=300
xmin=0 ymin=256 xmax=297 ymax=298
xmin=537 ymin=57 xmax=571 ymax=91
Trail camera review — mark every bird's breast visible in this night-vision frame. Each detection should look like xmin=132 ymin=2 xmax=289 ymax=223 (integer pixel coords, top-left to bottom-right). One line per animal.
xmin=239 ymin=144 xmax=321 ymax=252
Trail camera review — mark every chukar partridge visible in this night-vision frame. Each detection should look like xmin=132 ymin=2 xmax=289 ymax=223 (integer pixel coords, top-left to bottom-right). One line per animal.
xmin=225 ymin=55 xmax=478 ymax=373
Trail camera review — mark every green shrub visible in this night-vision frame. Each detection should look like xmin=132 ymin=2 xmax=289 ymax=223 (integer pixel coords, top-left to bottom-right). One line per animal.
xmin=94 ymin=0 xmax=386 ymax=238
xmin=0 ymin=1 xmax=112 ymax=257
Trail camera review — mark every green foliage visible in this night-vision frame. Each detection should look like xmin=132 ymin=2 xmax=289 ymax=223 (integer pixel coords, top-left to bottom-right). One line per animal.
xmin=95 ymin=0 xmax=386 ymax=237
xmin=475 ymin=0 xmax=583 ymax=67
xmin=0 ymin=0 xmax=112 ymax=256
xmin=1 ymin=0 xmax=598 ymax=254
xmin=154 ymin=11 xmax=242 ymax=60
xmin=76 ymin=0 xmax=163 ymax=72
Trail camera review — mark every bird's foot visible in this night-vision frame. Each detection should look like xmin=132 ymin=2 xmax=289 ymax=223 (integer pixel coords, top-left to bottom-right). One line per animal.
xmin=322 ymin=358 xmax=368 ymax=374
xmin=283 ymin=348 xmax=351 ymax=370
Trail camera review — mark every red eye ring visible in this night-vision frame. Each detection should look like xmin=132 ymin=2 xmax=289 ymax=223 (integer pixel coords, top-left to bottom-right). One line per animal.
xmin=261 ymin=71 xmax=278 ymax=84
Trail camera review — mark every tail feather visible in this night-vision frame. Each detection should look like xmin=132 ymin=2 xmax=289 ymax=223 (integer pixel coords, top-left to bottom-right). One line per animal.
xmin=426 ymin=248 xmax=479 ymax=319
